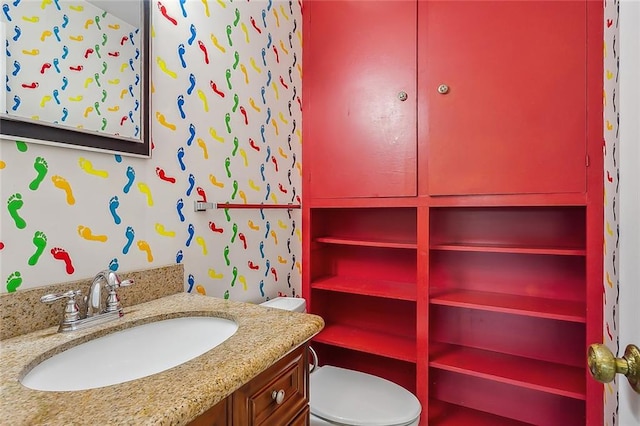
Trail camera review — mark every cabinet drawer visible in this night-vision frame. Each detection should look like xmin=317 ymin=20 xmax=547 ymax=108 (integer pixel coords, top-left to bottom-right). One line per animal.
xmin=233 ymin=345 xmax=309 ymax=425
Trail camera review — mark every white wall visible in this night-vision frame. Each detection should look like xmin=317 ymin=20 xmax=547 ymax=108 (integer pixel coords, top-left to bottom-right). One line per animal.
xmin=619 ymin=0 xmax=640 ymax=422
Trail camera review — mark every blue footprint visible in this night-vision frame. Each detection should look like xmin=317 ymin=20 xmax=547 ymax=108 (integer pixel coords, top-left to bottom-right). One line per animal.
xmin=3 ymin=4 xmax=12 ymax=21
xmin=122 ymin=226 xmax=135 ymax=254
xmin=177 ymin=95 xmax=186 ymax=119
xmin=259 ymin=241 xmax=265 ymax=258
xmin=109 ymin=258 xmax=119 ymax=271
xmin=264 ymin=220 xmax=271 ymax=239
xmin=179 ymin=0 xmax=187 ymax=17
xmin=12 ymin=25 xmax=21 ymax=42
xmin=177 ymin=147 xmax=186 ymax=171
xmin=178 ymin=44 xmax=187 ymax=68
xmin=123 ymin=166 xmax=135 ymax=193
xmin=187 ymin=274 xmax=195 ymax=292
xmin=185 ymin=224 xmax=195 ymax=247
xmin=187 ymin=24 xmax=196 ymax=45
xmin=264 ymin=182 xmax=271 ymax=200
xmin=61 ymin=76 xmax=68 ymax=90
xmin=12 ymin=60 xmax=21 ymax=76
xmin=264 ymin=259 xmax=270 ymax=277
xmin=176 ymin=249 xmax=184 ymax=263
xmin=176 ymin=198 xmax=185 ymax=222
xmin=109 ymin=196 xmax=121 ymax=224
xmin=11 ymin=95 xmax=21 ymax=111
xmin=259 ymin=280 xmax=265 ymax=297
xmin=186 ymin=123 xmax=196 ymax=146
xmin=187 ymin=73 xmax=196 ymax=95
xmin=186 ymin=173 xmax=195 ymax=196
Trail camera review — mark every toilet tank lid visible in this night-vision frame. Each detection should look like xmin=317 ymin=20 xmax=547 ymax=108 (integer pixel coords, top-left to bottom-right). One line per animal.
xmin=259 ymin=297 xmax=306 ymax=312
xmin=310 ymin=366 xmax=421 ymax=426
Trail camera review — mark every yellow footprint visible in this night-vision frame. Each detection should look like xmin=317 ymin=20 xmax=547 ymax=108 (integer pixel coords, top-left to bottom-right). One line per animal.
xmin=240 ymin=64 xmax=249 ymax=84
xmin=238 ymin=190 xmax=247 ymax=204
xmin=277 ymin=256 xmax=288 ymax=264
xmin=197 ymin=89 xmax=209 ymax=112
xmin=295 ymin=261 xmax=302 ymax=274
xmin=238 ymin=275 xmax=247 ymax=291
xmin=278 ymin=220 xmax=287 ymax=229
xmin=84 ymin=19 xmax=94 ymax=29
xmin=40 ymin=30 xmax=52 ymax=41
xmin=211 ymin=34 xmax=226 ymax=53
xmin=270 ymin=193 xmax=278 ymax=204
xmin=0 ymin=161 xmax=5 ymax=169
xmin=22 ymin=16 xmax=40 ymax=23
xmin=78 ymin=157 xmax=108 ymax=178
xmin=40 ymin=95 xmax=52 ymax=108
xmin=107 ymin=105 xmax=120 ymax=112
xmin=279 ymin=112 xmax=289 ymax=125
xmin=279 ymin=4 xmax=289 ymax=20
xmin=108 ymin=23 xmax=120 ymax=30
xmin=209 ymin=174 xmax=224 ymax=188
xmin=83 ymin=106 xmax=94 ymax=118
xmin=208 ymin=268 xmax=223 ymax=279
xmin=239 ymin=148 xmax=248 ymax=166
xmin=296 ymin=129 xmax=302 ymax=143
xmin=51 ymin=175 xmax=75 ymax=205
xmin=272 ymin=8 xmax=280 ymax=27
xmin=84 ymin=77 xmax=94 ymax=88
xmin=248 ymin=179 xmax=260 ymax=191
xmin=209 ymin=127 xmax=224 ymax=143
xmin=197 ymin=138 xmax=209 ymax=159
xmin=296 ymin=162 xmax=302 ymax=175
xmin=249 ymin=57 xmax=262 ymax=74
xmin=155 ymin=112 xmax=176 ymax=130
xmin=248 ymin=220 xmax=259 ymax=231
xmin=69 ymin=35 xmax=84 ymax=42
xmin=120 ymin=63 xmax=129 ymax=73
xmin=201 ymin=0 xmax=210 ymax=17
xmin=156 ymin=57 xmax=177 ymax=79
xmin=249 ymin=97 xmax=261 ymax=112
xmin=77 ymin=225 xmax=107 ymax=242
xmin=154 ymin=223 xmax=176 ymax=237
xmin=120 ymin=89 xmax=128 ymax=99
xmin=295 ymin=229 xmax=302 ymax=241
xmin=240 ymin=22 xmax=250 ymax=43
xmin=278 ymin=147 xmax=288 ymax=159
xmin=137 ymin=240 xmax=153 ymax=262
xmin=271 ymin=118 xmax=279 ymax=135
xmin=279 ymin=39 xmax=289 ymax=55
xmin=69 ymin=4 xmax=84 ymax=11
xmin=108 ymin=79 xmax=120 ymax=85
xmin=196 ymin=285 xmax=206 ymax=295
xmin=270 ymin=230 xmax=278 ymax=245
xmin=40 ymin=0 xmax=52 ymax=9
xmin=137 ymin=182 xmax=153 ymax=206
xmin=196 ymin=236 xmax=208 ymax=255
xmin=22 ymin=49 xmax=40 ymax=55
xmin=271 ymin=82 xmax=279 ymax=100
xmin=216 ymin=0 xmax=226 ymax=9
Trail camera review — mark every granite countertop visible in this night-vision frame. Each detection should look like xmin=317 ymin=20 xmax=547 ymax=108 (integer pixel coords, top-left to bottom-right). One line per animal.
xmin=0 ymin=293 xmax=324 ymax=425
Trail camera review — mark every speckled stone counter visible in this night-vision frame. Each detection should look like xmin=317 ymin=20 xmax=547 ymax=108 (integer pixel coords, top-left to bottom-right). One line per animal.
xmin=0 ymin=293 xmax=324 ymax=425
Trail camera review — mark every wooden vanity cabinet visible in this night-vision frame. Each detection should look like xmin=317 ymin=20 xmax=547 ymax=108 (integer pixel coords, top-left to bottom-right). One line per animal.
xmin=189 ymin=344 xmax=309 ymax=426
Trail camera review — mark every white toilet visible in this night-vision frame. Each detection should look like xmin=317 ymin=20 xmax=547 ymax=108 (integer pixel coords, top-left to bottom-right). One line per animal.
xmin=260 ymin=297 xmax=422 ymax=426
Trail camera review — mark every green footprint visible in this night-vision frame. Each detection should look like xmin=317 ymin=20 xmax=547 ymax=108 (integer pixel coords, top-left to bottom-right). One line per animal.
xmin=16 ymin=141 xmax=28 ymax=152
xmin=6 ymin=271 xmax=22 ymax=292
xmin=28 ymin=231 xmax=47 ymax=266
xmin=29 ymin=157 xmax=48 ymax=191
xmin=7 ymin=193 xmax=26 ymax=229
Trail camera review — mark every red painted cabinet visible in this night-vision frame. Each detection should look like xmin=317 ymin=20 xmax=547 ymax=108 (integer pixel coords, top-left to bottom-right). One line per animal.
xmin=304 ymin=0 xmax=417 ymax=199
xmin=421 ymin=1 xmax=589 ymax=196
xmin=303 ymin=1 xmax=603 ymax=425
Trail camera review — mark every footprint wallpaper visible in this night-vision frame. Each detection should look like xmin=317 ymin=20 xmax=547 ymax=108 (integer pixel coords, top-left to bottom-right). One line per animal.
xmin=0 ymin=0 xmax=303 ymax=303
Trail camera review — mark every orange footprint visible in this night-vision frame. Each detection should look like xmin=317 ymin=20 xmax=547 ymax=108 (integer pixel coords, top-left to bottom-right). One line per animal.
xmin=195 ymin=285 xmax=206 ymax=295
xmin=51 ymin=175 xmax=75 ymax=205
xmin=77 ymin=225 xmax=107 ymax=242
xmin=137 ymin=240 xmax=153 ymax=262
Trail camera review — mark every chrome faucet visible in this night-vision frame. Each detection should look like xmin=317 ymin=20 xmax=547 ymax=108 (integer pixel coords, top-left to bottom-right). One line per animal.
xmin=41 ymin=269 xmax=134 ymax=332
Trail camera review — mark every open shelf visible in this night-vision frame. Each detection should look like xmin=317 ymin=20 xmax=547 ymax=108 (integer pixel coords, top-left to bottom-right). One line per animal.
xmin=312 ymin=276 xmax=416 ymax=301
xmin=430 ymin=290 xmax=586 ymax=323
xmin=315 ymin=236 xmax=417 ymax=249
xmin=430 ymin=343 xmax=586 ymax=400
xmin=429 ymin=400 xmax=534 ymax=426
xmin=313 ymin=324 xmax=417 ymax=363
xmin=430 ymin=242 xmax=586 ymax=256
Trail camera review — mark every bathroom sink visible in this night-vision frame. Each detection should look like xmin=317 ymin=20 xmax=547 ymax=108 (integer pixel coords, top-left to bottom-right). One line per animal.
xmin=20 ymin=316 xmax=238 ymax=391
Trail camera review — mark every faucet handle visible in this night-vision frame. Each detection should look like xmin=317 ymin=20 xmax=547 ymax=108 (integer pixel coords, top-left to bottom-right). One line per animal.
xmin=104 ymin=275 xmax=134 ymax=313
xmin=41 ymin=290 xmax=82 ymax=324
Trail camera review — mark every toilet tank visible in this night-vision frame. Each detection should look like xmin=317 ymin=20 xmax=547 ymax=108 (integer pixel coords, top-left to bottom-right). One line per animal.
xmin=259 ymin=297 xmax=307 ymax=313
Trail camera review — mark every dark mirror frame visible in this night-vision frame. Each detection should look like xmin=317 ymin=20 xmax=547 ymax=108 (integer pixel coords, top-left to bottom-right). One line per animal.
xmin=0 ymin=0 xmax=151 ymax=158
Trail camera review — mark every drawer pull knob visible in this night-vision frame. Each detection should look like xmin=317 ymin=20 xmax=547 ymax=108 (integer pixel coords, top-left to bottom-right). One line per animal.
xmin=271 ymin=389 xmax=285 ymax=405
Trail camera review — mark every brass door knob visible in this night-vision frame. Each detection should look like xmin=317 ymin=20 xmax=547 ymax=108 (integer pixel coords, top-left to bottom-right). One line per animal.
xmin=588 ymin=343 xmax=640 ymax=393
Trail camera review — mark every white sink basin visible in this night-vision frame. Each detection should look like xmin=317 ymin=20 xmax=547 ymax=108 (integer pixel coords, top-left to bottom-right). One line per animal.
xmin=21 ymin=316 xmax=238 ymax=391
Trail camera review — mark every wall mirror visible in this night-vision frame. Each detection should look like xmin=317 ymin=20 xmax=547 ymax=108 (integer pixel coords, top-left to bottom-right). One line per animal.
xmin=0 ymin=0 xmax=150 ymax=157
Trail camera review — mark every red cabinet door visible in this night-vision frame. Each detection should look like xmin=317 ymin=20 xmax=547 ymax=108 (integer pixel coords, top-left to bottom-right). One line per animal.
xmin=304 ymin=0 xmax=417 ymax=199
xmin=421 ymin=1 xmax=588 ymax=196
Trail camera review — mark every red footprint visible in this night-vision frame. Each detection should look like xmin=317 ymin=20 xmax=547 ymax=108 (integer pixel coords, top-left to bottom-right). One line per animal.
xmin=607 ymin=171 xmax=613 ymax=182
xmin=279 ymin=76 xmax=288 ymax=89
xmin=0 ymin=242 xmax=5 ymax=250
xmin=248 ymin=261 xmax=260 ymax=270
xmin=69 ymin=65 xmax=83 ymax=71
xmin=40 ymin=63 xmax=52 ymax=74
xmin=272 ymin=46 xmax=279 ymax=63
xmin=271 ymin=155 xmax=279 ymax=172
xmin=296 ymin=96 xmax=302 ymax=110
xmin=84 ymin=48 xmax=94 ymax=58
xmin=209 ymin=221 xmax=224 ymax=233
xmin=296 ymin=195 xmax=301 ymax=204
xmin=51 ymin=247 xmax=75 ymax=275
xmin=240 ymin=106 xmax=248 ymax=125
xmin=21 ymin=82 xmax=38 ymax=89
xmin=250 ymin=17 xmax=262 ymax=33
xmin=210 ymin=80 xmax=225 ymax=97
xmin=249 ymin=138 xmax=260 ymax=151
xmin=196 ymin=186 xmax=207 ymax=202
xmin=607 ymin=19 xmax=613 ymax=28
xmin=120 ymin=36 xmax=129 ymax=45
xmin=238 ymin=233 xmax=247 ymax=249
xmin=120 ymin=115 xmax=128 ymax=125
xmin=278 ymin=183 xmax=288 ymax=194
xmin=108 ymin=51 xmax=120 ymax=57
xmin=155 ymin=167 xmax=176 ymax=183
xmin=198 ymin=40 xmax=209 ymax=64
xmin=270 ymin=267 xmax=278 ymax=281
xmin=158 ymin=2 xmax=178 ymax=25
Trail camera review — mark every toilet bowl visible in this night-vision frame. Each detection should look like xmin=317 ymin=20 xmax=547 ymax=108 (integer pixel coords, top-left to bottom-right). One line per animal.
xmin=259 ymin=297 xmax=422 ymax=426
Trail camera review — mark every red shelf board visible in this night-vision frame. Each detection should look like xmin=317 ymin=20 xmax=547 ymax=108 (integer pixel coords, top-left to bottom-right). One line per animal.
xmin=313 ymin=324 xmax=417 ymax=363
xmin=429 ymin=400 xmax=533 ymax=426
xmin=429 ymin=344 xmax=586 ymax=400
xmin=430 ymin=290 xmax=586 ymax=323
xmin=312 ymin=276 xmax=417 ymax=301
xmin=315 ymin=237 xmax=417 ymax=249
xmin=430 ymin=243 xmax=586 ymax=256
